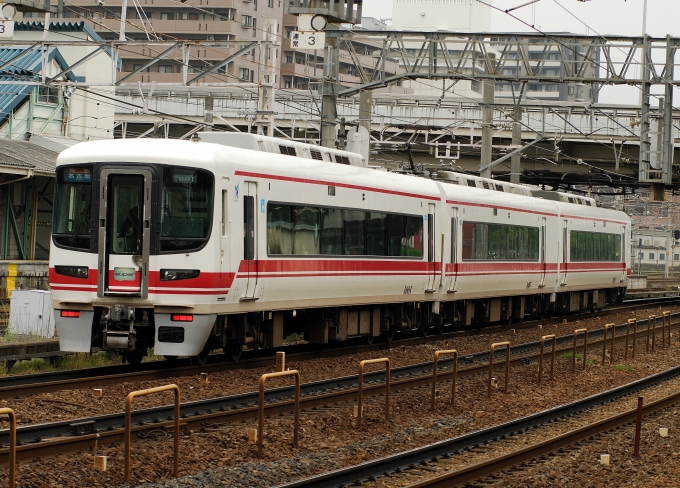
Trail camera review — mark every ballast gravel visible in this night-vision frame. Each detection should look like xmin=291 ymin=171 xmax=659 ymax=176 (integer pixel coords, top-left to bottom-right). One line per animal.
xmin=1 ymin=306 xmax=680 ymax=487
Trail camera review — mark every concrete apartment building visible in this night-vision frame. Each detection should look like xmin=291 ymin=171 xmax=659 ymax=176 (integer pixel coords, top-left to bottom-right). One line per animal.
xmin=25 ymin=0 xmax=285 ymax=84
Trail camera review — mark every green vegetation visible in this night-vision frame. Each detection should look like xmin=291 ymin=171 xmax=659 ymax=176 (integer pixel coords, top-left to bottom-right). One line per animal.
xmin=612 ymin=364 xmax=634 ymax=372
xmin=283 ymin=333 xmax=305 ymax=344
xmin=0 ymin=351 xmax=124 ymax=375
xmin=559 ymin=352 xmax=595 ymax=365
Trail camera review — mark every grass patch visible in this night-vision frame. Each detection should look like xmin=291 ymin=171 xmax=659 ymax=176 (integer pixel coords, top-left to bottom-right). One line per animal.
xmin=283 ymin=333 xmax=305 ymax=344
xmin=558 ymin=352 xmax=595 ymax=365
xmin=612 ymin=364 xmax=634 ymax=372
xmin=1 ymin=351 xmax=124 ymax=376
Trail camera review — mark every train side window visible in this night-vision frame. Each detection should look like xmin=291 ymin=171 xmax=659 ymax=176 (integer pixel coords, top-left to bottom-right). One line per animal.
xmin=319 ymin=207 xmax=342 ymax=254
xmin=462 ymin=221 xmax=539 ymax=261
xmin=367 ymin=213 xmax=386 ymax=255
xmin=387 ymin=214 xmax=405 ymax=256
xmin=405 ymin=216 xmax=424 ymax=258
xmin=569 ymin=230 xmax=621 ymax=261
xmin=267 ymin=204 xmax=293 ymax=254
xmin=344 ymin=210 xmax=366 ymax=255
xmin=293 ymin=206 xmax=320 ymax=254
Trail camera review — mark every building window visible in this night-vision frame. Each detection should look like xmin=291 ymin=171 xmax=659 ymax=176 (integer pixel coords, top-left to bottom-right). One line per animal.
xmin=223 ymin=8 xmax=236 ymax=20
xmin=639 ymin=253 xmax=644 ymax=259
xmin=37 ymin=86 xmax=60 ymax=104
xmin=252 ymin=18 xmax=257 ymax=36
xmin=268 ymin=0 xmax=273 ymax=6
xmin=160 ymin=12 xmax=174 ymax=20
xmin=649 ymin=253 xmax=655 ymax=260
xmin=285 ymin=54 xmax=292 ymax=63
xmin=568 ymin=86 xmax=575 ymax=95
xmin=158 ymin=65 xmax=172 ymax=73
xmin=242 ymin=14 xmax=252 ymax=27
xmin=660 ymin=253 xmax=665 ymax=261
xmin=284 ymin=80 xmax=291 ymax=88
xmin=470 ymin=80 xmax=480 ymax=93
xmin=674 ymin=254 xmax=679 ymax=261
xmin=239 ymin=68 xmax=250 ymax=80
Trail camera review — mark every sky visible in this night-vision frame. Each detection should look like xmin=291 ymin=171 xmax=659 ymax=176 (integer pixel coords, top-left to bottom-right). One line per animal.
xmin=360 ymin=0 xmax=680 ymax=104
xmin=363 ymin=0 xmax=680 ymax=38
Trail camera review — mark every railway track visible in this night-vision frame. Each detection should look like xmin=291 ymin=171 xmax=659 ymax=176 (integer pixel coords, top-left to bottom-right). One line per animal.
xmin=275 ymin=367 xmax=680 ymax=488
xmin=0 ymin=310 xmax=677 ymax=465
xmin=0 ymin=297 xmax=675 ymax=400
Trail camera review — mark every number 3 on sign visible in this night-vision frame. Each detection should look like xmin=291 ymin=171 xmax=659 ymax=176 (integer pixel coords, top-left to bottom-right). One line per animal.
xmin=0 ymin=21 xmax=14 ymax=38
xmin=291 ymin=31 xmax=325 ymax=50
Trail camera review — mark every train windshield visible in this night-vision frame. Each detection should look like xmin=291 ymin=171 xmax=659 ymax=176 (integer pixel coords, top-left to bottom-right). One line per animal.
xmin=160 ymin=167 xmax=214 ymax=252
xmin=53 ymin=166 xmax=94 ymax=250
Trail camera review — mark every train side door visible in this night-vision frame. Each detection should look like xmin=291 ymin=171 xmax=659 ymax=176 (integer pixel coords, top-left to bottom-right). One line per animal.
xmin=427 ymin=203 xmax=437 ymax=291
xmin=620 ymin=225 xmax=627 ymax=282
xmin=539 ymin=217 xmax=547 ymax=287
xmin=448 ymin=207 xmax=458 ymax=292
xmin=220 ymin=187 xmax=231 ymax=294
xmin=561 ymin=219 xmax=569 ymax=286
xmin=242 ymin=181 xmax=258 ymax=300
xmin=98 ymin=169 xmax=152 ymax=298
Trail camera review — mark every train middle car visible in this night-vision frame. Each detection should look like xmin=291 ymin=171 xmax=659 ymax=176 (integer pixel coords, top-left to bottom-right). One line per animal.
xmin=49 ymin=134 xmax=631 ymax=363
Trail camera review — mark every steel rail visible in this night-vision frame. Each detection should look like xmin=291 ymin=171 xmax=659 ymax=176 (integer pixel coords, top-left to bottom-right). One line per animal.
xmin=274 ymin=367 xmax=680 ymax=488
xmin=405 ymin=391 xmax=680 ymax=487
xmin=0 ymin=313 xmax=677 ymax=464
xmin=0 ymin=298 xmax=674 ymax=399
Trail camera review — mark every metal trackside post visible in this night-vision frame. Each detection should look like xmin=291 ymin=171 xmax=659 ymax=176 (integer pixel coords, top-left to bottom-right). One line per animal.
xmin=538 ymin=335 xmax=556 ymax=385
xmin=0 ymin=408 xmax=16 ymax=488
xmin=602 ymin=324 xmax=615 ymax=366
xmin=431 ymin=350 xmax=458 ymax=411
xmin=630 ymin=318 xmax=638 ymax=359
xmin=647 ymin=315 xmax=657 ymax=352
xmin=125 ymin=384 xmax=180 ymax=484
xmin=572 ymin=329 xmax=588 ymax=373
xmin=663 ymin=311 xmax=671 ymax=347
xmin=358 ymin=358 xmax=390 ymax=430
xmin=258 ymin=370 xmax=300 ymax=459
xmin=488 ymin=342 xmax=510 ymax=399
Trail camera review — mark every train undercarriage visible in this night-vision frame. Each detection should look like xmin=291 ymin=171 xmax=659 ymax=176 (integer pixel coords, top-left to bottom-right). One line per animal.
xmin=90 ymin=287 xmax=627 ymax=364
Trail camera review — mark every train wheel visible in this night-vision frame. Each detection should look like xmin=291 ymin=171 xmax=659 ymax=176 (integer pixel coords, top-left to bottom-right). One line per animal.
xmin=123 ymin=351 xmax=144 ymax=366
xmin=419 ymin=324 xmax=430 ymax=337
xmin=163 ymin=355 xmax=178 ymax=361
xmin=435 ymin=321 xmax=445 ymax=335
xmin=225 ymin=342 xmax=242 ymax=362
xmin=384 ymin=324 xmax=396 ymax=344
xmin=192 ymin=350 xmax=210 ymax=367
xmin=366 ymin=334 xmax=374 ymax=345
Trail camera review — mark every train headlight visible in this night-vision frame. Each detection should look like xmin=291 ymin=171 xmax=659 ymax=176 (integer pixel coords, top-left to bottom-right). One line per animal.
xmin=160 ymin=269 xmax=200 ymax=281
xmin=54 ymin=265 xmax=89 ymax=279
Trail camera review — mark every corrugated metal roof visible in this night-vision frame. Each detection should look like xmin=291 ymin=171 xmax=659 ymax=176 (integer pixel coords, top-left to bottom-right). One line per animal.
xmin=0 ymin=140 xmax=57 ymax=175
xmin=15 ymin=21 xmax=104 ymax=42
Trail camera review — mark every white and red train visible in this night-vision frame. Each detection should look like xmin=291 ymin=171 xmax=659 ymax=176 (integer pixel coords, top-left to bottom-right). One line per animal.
xmin=49 ymin=133 xmax=631 ymax=363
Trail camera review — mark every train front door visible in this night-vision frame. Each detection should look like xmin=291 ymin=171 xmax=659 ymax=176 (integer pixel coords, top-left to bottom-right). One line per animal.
xmin=98 ymin=169 xmax=152 ymax=298
xmin=242 ymin=181 xmax=258 ymax=300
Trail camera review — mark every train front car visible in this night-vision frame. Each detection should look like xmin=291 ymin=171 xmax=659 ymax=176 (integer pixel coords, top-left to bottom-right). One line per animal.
xmin=49 ymin=140 xmax=220 ymax=364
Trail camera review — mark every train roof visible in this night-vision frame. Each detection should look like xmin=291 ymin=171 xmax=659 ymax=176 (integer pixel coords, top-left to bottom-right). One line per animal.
xmin=57 ymin=139 xmax=630 ymax=225
xmin=197 ymin=132 xmax=367 ymax=167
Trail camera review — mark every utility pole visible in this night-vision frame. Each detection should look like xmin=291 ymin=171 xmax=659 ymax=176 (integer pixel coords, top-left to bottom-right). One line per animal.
xmin=255 ymin=19 xmax=278 ymax=136
xmin=320 ymin=32 xmax=339 ymax=148
xmin=510 ymin=91 xmax=524 ymax=184
xmin=479 ymin=76 xmax=495 ymax=179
